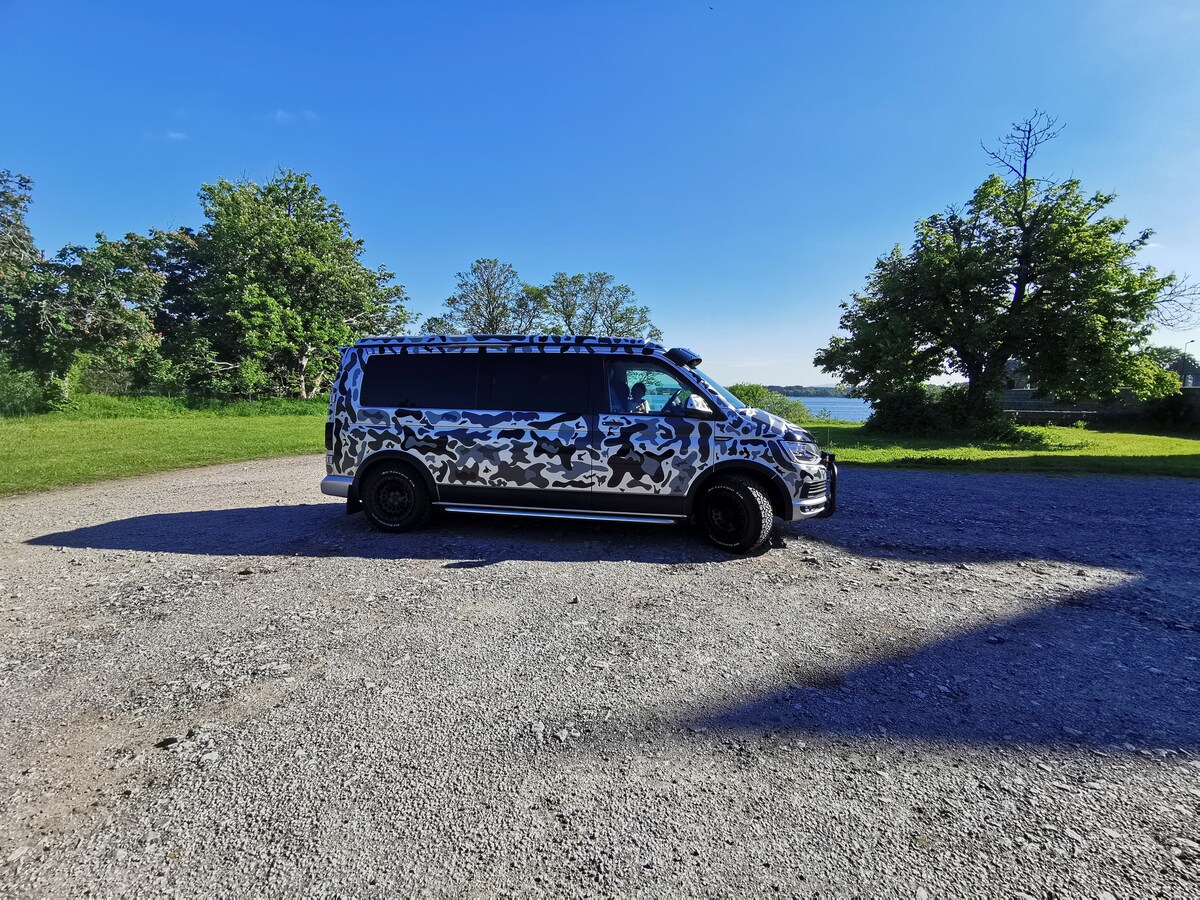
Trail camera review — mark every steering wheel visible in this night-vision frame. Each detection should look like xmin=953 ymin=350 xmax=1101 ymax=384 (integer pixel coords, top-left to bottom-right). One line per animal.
xmin=659 ymin=388 xmax=686 ymax=415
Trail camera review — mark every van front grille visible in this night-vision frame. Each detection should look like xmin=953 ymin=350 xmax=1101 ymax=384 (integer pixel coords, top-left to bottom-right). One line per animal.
xmin=803 ymin=477 xmax=827 ymax=500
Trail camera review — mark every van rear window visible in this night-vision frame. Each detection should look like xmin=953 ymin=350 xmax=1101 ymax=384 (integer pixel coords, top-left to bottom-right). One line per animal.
xmin=484 ymin=354 xmax=592 ymax=413
xmin=359 ymin=353 xmax=479 ymax=409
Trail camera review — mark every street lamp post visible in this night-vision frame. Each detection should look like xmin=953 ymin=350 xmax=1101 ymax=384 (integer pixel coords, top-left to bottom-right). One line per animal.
xmin=1185 ymin=340 xmax=1196 ymax=387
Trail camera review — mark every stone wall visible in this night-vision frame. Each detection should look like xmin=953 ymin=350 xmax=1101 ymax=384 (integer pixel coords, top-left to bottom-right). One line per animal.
xmin=1002 ymin=387 xmax=1200 ymax=426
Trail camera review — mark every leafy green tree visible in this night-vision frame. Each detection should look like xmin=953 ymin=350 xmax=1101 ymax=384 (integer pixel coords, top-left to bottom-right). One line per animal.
xmin=727 ymin=383 xmax=810 ymax=423
xmin=107 ymin=227 xmax=246 ymax=397
xmin=542 ymin=271 xmax=663 ymax=340
xmin=425 ymin=262 xmax=663 ymax=340
xmin=2 ymin=234 xmax=165 ymax=398
xmin=0 ymin=171 xmax=46 ymax=392
xmin=2 ymin=169 xmax=408 ymax=403
xmin=815 ymin=114 xmax=1194 ymax=425
xmin=196 ymin=170 xmax=408 ymax=398
xmin=424 ymin=258 xmax=548 ymax=334
xmin=0 ymin=171 xmax=36 ymax=285
xmin=2 ymin=174 xmax=171 ymax=404
xmin=1146 ymin=345 xmax=1199 ymax=376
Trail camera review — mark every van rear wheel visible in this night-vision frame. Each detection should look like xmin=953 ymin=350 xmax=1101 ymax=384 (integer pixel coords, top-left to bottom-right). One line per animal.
xmin=697 ymin=475 xmax=774 ymax=554
xmin=361 ymin=464 xmax=433 ymax=533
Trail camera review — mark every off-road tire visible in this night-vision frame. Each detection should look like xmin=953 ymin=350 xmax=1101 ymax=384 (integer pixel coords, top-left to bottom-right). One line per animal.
xmin=361 ymin=463 xmax=433 ymax=533
xmin=697 ymin=474 xmax=774 ymax=554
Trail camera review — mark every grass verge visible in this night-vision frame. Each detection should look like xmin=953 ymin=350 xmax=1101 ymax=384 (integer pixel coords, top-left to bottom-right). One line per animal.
xmin=0 ymin=396 xmax=326 ymax=495
xmin=1 ymin=398 xmax=1197 ymax=496
xmin=812 ymin=422 xmax=1200 ymax=478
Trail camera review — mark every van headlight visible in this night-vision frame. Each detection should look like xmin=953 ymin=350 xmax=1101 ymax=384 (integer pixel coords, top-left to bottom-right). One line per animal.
xmin=781 ymin=440 xmax=821 ymax=464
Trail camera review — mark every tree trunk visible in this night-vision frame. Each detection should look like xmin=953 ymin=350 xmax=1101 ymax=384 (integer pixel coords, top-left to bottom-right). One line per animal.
xmin=297 ymin=345 xmax=313 ymax=399
xmin=966 ymin=355 xmax=1009 ymax=426
xmin=965 ymin=378 xmax=991 ymax=421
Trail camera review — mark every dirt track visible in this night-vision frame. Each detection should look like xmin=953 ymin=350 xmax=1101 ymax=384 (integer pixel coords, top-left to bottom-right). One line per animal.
xmin=1 ymin=456 xmax=1198 ymax=897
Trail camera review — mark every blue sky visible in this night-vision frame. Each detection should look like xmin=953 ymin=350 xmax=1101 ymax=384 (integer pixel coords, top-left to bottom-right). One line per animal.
xmin=4 ymin=0 xmax=1198 ymax=384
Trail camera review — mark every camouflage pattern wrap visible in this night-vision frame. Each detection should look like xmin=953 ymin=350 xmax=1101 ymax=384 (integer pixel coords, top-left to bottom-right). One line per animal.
xmin=326 ymin=335 xmax=829 ymax=518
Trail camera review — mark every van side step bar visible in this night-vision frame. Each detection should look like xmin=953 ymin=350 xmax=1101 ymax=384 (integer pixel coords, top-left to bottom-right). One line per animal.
xmin=438 ymin=505 xmax=681 ymax=525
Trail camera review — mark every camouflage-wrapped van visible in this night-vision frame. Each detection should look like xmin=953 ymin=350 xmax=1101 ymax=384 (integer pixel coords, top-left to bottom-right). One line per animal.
xmin=322 ymin=335 xmax=837 ymax=553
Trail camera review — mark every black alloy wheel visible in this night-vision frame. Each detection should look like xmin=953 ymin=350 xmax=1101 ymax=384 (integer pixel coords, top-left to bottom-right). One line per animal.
xmin=362 ymin=464 xmax=433 ymax=533
xmin=697 ymin=474 xmax=774 ymax=554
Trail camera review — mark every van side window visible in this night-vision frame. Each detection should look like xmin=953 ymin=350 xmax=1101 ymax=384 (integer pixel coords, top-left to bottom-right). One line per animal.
xmin=359 ymin=353 xmax=479 ymax=408
xmin=482 ymin=353 xmax=593 ymax=413
xmin=606 ymin=359 xmax=694 ymax=416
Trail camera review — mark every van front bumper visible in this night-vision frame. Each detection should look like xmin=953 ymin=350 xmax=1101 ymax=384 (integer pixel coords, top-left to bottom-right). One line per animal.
xmin=790 ymin=452 xmax=837 ymax=520
xmin=321 ymin=475 xmax=353 ymax=498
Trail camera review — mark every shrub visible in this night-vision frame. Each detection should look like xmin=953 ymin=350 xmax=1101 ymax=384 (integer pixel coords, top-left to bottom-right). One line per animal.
xmin=727 ymin=383 xmax=811 ymax=424
xmin=866 ymin=384 xmax=1021 ymax=440
xmin=73 ymin=352 xmax=135 ymax=396
xmin=0 ymin=356 xmax=55 ymax=416
xmin=37 ymin=394 xmax=328 ymax=419
xmin=1138 ymin=392 xmax=1200 ymax=431
xmin=864 ymin=386 xmax=942 ymax=435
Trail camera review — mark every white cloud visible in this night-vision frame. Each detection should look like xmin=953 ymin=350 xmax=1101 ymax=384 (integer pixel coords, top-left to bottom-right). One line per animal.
xmin=272 ymin=109 xmax=319 ymax=125
xmin=165 ymin=131 xmax=188 ymax=141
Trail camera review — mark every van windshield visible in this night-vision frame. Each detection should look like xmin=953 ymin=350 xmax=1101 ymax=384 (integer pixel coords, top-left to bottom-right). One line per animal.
xmin=693 ymin=368 xmax=746 ymax=410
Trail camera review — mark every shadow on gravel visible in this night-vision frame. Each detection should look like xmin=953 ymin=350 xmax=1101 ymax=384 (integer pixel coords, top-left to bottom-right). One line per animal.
xmin=28 ymin=469 xmax=1200 ymax=750
xmin=690 ymin=578 xmax=1200 ymax=749
xmin=690 ymin=468 xmax=1200 ymax=750
xmin=26 ymin=502 xmax=735 ymax=566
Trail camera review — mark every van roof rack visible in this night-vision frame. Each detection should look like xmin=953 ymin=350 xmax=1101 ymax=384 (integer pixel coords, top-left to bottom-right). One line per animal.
xmin=353 ymin=334 xmax=668 ymax=351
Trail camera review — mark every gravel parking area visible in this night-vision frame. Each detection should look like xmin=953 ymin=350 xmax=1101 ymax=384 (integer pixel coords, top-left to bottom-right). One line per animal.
xmin=1 ymin=456 xmax=1198 ymax=898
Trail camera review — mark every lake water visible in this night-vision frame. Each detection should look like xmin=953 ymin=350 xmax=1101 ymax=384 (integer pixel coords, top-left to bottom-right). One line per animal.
xmin=786 ymin=395 xmax=872 ymax=422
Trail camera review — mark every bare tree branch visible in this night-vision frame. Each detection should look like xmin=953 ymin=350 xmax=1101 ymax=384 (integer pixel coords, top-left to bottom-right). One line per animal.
xmin=1152 ymin=276 xmax=1200 ymax=330
xmin=981 ymin=110 xmax=1064 ymax=183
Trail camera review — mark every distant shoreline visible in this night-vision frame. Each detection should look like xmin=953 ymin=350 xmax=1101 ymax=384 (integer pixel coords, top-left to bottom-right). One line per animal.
xmin=783 ymin=394 xmax=870 ymax=403
xmin=765 ymin=385 xmax=847 ymax=398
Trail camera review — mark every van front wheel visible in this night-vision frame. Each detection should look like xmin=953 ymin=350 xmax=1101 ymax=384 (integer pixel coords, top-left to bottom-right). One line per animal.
xmin=697 ymin=475 xmax=774 ymax=554
xmin=361 ymin=464 xmax=432 ymax=533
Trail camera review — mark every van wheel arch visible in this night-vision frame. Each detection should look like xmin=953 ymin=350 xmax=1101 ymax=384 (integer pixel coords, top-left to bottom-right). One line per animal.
xmin=351 ymin=452 xmax=439 ymax=505
xmin=686 ymin=462 xmax=789 ymax=521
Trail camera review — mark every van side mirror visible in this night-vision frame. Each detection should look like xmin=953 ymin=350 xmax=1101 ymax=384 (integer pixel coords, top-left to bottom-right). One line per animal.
xmin=685 ymin=394 xmax=714 ymax=418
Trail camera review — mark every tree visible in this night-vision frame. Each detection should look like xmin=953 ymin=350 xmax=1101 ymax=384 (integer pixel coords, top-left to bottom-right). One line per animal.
xmin=195 ymin=169 xmax=408 ymax=398
xmin=815 ymin=113 xmax=1194 ymax=426
xmin=1146 ymin=345 xmax=1199 ymax=372
xmin=0 ymin=171 xmax=36 ymax=284
xmin=1 ymin=169 xmax=409 ymax=403
xmin=1 ymin=173 xmax=170 ymax=401
xmin=424 ymin=258 xmax=548 ymax=334
xmin=2 ymin=233 xmax=164 ymax=395
xmin=425 ymin=261 xmax=663 ymax=340
xmin=0 ymin=171 xmax=43 ymax=371
xmin=542 ymin=271 xmax=663 ymax=340
xmin=1147 ymin=345 xmax=1200 ymax=386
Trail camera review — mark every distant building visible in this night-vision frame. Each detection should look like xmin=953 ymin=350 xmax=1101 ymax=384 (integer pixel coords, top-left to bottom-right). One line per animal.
xmin=1004 ymin=359 xmax=1033 ymax=391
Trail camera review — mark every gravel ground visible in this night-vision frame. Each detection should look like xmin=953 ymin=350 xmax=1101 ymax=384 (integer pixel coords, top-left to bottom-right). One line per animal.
xmin=1 ymin=456 xmax=1198 ymax=898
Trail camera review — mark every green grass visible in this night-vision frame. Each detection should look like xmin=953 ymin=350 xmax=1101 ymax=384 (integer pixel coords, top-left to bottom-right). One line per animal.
xmin=1 ymin=396 xmax=1197 ymax=496
xmin=51 ymin=394 xmax=328 ymax=419
xmin=811 ymin=421 xmax=1200 ymax=478
xmin=0 ymin=395 xmax=327 ymax=495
